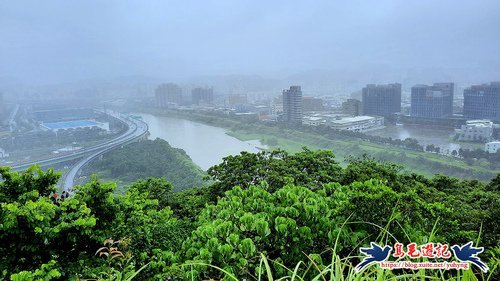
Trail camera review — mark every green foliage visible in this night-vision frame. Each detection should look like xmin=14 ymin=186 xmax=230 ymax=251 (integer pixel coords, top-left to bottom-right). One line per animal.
xmin=206 ymin=148 xmax=342 ymax=198
xmin=84 ymin=138 xmax=205 ymax=190
xmin=0 ymin=166 xmax=185 ymax=280
xmin=340 ymin=154 xmax=402 ymax=186
xmin=0 ymin=165 xmax=60 ymax=203
xmin=92 ymin=238 xmax=149 ymax=281
xmin=187 ymin=252 xmax=493 ymax=281
xmin=164 ymin=186 xmax=211 ymax=220
xmin=0 ymin=166 xmax=96 ymax=276
xmin=126 ymin=176 xmax=210 ymax=222
xmin=69 ymin=177 xmax=188 ymax=279
xmin=128 ymin=177 xmax=173 ymax=209
xmin=181 ymin=182 xmax=336 ymax=279
xmin=9 ymin=260 xmax=61 ymax=281
xmin=179 ymin=179 xmax=464 ymax=279
xmin=1 ymin=148 xmax=498 ymax=280
xmin=488 ymin=173 xmax=500 ymax=192
xmin=332 ymin=179 xmax=453 ymax=247
xmin=427 ymin=175 xmax=500 ymax=248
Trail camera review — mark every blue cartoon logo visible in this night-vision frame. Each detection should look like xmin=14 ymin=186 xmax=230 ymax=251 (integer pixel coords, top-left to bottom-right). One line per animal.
xmin=355 ymin=242 xmax=392 ymax=272
xmin=451 ymin=241 xmax=488 ymax=273
xmin=355 ymin=241 xmax=488 ymax=273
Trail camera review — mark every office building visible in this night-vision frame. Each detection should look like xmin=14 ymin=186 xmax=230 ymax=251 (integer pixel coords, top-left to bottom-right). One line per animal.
xmin=411 ymin=83 xmax=454 ymax=118
xmin=342 ymin=99 xmax=362 ymax=116
xmin=155 ymin=83 xmax=183 ymax=107
xmin=362 ymin=83 xmax=401 ymax=116
xmin=192 ymin=87 xmax=214 ymax=105
xmin=463 ymin=82 xmax=500 ymax=120
xmin=282 ymin=86 xmax=302 ymax=123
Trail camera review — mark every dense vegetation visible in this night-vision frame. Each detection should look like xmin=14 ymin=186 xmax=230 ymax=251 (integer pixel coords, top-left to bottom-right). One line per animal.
xmin=1 ymin=149 xmax=499 ymax=280
xmin=80 ymin=138 xmax=205 ymax=190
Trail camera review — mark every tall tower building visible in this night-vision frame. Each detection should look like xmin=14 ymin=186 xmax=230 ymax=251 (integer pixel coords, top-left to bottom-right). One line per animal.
xmin=192 ymin=87 xmax=214 ymax=105
xmin=155 ymin=83 xmax=183 ymax=107
xmin=411 ymin=82 xmax=454 ymax=118
xmin=362 ymin=83 xmax=401 ymax=116
xmin=282 ymin=86 xmax=302 ymax=123
xmin=342 ymin=99 xmax=362 ymax=116
xmin=463 ymin=82 xmax=500 ymax=121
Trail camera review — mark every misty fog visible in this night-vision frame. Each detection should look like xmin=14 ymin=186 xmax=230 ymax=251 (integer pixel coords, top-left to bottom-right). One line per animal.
xmin=1 ymin=2 xmax=500 ymax=279
xmin=1 ymin=0 xmax=499 ymax=92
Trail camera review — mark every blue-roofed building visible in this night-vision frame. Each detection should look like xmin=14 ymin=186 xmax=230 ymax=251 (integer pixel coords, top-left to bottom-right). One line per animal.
xmin=41 ymin=120 xmax=109 ymax=132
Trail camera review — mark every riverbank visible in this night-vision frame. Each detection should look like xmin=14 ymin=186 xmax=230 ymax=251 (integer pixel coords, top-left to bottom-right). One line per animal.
xmin=226 ymin=126 xmax=496 ymax=179
xmin=366 ymin=123 xmax=485 ymax=152
xmin=136 ymin=112 xmax=263 ymax=170
xmin=131 ymin=108 xmax=497 ymax=181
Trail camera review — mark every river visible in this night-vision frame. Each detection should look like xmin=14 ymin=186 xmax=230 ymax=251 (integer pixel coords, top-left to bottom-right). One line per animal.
xmin=366 ymin=124 xmax=481 ymax=153
xmin=138 ymin=113 xmax=264 ymax=170
xmin=138 ymin=113 xmax=481 ymax=167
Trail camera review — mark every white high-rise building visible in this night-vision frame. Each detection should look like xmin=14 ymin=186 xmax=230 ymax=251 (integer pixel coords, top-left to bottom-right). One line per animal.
xmin=282 ymin=86 xmax=302 ymax=123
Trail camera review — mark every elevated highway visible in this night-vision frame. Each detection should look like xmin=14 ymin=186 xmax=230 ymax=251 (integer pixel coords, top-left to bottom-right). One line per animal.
xmin=10 ymin=111 xmax=149 ymax=190
xmin=62 ymin=115 xmax=148 ymax=190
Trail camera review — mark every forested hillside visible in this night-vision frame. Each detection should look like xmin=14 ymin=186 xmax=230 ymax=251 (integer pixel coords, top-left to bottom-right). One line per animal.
xmin=1 ymin=149 xmax=498 ymax=280
xmin=80 ymin=138 xmax=205 ymax=191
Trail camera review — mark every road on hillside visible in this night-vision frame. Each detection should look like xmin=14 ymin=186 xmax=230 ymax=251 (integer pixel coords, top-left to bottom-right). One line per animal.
xmin=9 ymin=111 xmax=148 ymax=191
xmin=62 ymin=114 xmax=148 ymax=191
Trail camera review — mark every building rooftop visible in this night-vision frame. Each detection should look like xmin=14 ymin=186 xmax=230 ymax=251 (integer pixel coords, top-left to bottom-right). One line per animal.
xmin=312 ymin=113 xmax=349 ymax=119
xmin=466 ymin=120 xmax=493 ymax=125
xmin=42 ymin=120 xmax=99 ymax=130
xmin=330 ymin=116 xmax=379 ymax=124
xmin=303 ymin=116 xmax=324 ymax=121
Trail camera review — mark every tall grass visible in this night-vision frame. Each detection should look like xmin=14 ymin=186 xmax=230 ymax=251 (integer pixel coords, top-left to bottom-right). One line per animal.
xmin=185 ymin=252 xmax=495 ymax=281
xmin=183 ymin=217 xmax=498 ymax=281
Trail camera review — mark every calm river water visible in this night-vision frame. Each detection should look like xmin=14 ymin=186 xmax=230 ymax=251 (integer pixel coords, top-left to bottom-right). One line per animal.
xmin=138 ymin=113 xmax=262 ymax=170
xmin=139 ymin=113 xmax=480 ymax=167
xmin=366 ymin=125 xmax=479 ymax=152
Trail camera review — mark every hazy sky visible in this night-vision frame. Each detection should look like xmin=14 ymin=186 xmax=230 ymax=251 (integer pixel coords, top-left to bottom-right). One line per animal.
xmin=1 ymin=0 xmax=500 ymax=85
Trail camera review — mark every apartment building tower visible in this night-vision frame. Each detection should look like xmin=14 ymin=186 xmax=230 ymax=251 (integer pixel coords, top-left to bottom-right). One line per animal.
xmin=362 ymin=83 xmax=402 ymax=116
xmin=155 ymin=83 xmax=183 ymax=107
xmin=463 ymin=82 xmax=500 ymax=121
xmin=282 ymin=86 xmax=303 ymax=123
xmin=411 ymin=82 xmax=454 ymax=118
